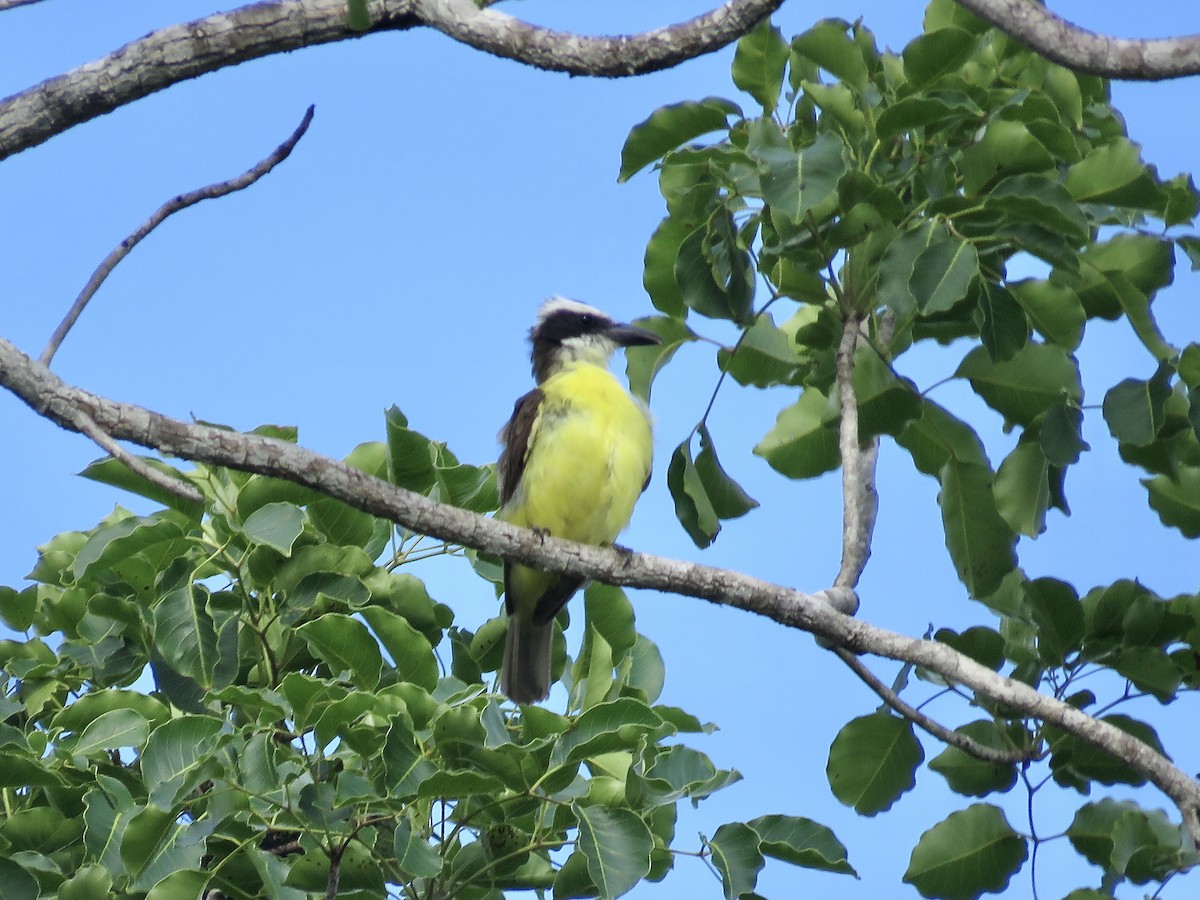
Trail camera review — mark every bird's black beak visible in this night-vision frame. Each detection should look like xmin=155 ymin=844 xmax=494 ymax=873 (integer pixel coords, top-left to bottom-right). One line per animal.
xmin=607 ymin=322 xmax=662 ymax=348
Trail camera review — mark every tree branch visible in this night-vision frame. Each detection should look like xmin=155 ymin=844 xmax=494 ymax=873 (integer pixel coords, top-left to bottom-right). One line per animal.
xmin=0 ymin=0 xmax=783 ymax=163
xmin=1 ymin=335 xmax=1197 ymax=843
xmin=955 ymin=0 xmax=1200 ymax=80
xmin=833 ymin=314 xmax=874 ymax=592
xmin=834 ymin=647 xmax=1034 ymax=765
xmin=40 ymin=105 xmax=314 ymax=366
xmin=412 ymin=0 xmax=784 ymax=76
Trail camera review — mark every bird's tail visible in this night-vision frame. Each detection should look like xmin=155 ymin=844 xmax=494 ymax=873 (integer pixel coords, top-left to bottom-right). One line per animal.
xmin=501 ymin=616 xmax=553 ymax=704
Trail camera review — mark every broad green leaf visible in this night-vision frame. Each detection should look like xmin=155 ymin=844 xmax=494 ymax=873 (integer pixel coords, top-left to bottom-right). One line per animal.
xmin=929 ymin=721 xmax=1019 ymax=797
xmin=626 ymin=635 xmax=666 ymax=704
xmin=1103 ymin=369 xmax=1172 ymax=446
xmin=52 ymin=689 xmax=171 ymax=733
xmin=79 ymin=456 xmax=203 ymax=520
xmin=1074 ymin=234 xmax=1174 ymax=320
xmin=1143 ymin=468 xmax=1200 ymax=537
xmin=57 ymin=865 xmax=113 ymax=900
xmin=620 ymin=98 xmax=741 ymax=183
xmin=297 ymin=613 xmax=383 ymax=690
xmin=875 ymin=91 xmax=982 ymax=141
xmin=625 ymin=315 xmax=695 ymax=401
xmin=239 ymin=501 xmax=306 ymax=555
xmin=0 ymin=858 xmax=39 ymax=900
xmin=732 ymin=20 xmax=789 ymax=113
xmin=643 ymin=216 xmax=691 ymax=318
xmin=1112 ymin=646 xmax=1181 ymax=702
xmin=141 ymin=716 xmax=223 ymax=809
xmin=878 ymin=221 xmax=946 ymax=318
xmin=1064 ymin=138 xmax=1156 ymax=204
xmin=667 ymin=438 xmax=720 ymax=548
xmin=827 ymin=712 xmax=923 ymax=815
xmin=359 ymin=606 xmax=437 ymax=690
xmin=791 ymin=20 xmax=869 ymax=91
xmin=550 ymin=699 xmax=665 ymax=768
xmin=854 ymin=345 xmax=922 ymax=438
xmin=1067 ymin=798 xmax=1135 ymax=869
xmin=394 ymin=819 xmax=442 ymax=878
xmin=939 ymin=460 xmax=1017 ymax=597
xmin=696 ymin=424 xmax=758 ymax=519
xmin=903 ymin=804 xmax=1027 ymax=900
xmin=976 ymin=282 xmax=1028 ymax=363
xmin=748 ymin=814 xmax=856 ymax=875
xmin=1026 ymin=577 xmax=1084 ymax=665
xmin=574 ymin=805 xmax=653 ymax=899
xmin=987 ymin=175 xmax=1089 ymax=244
xmin=909 ymin=239 xmax=978 ymax=314
xmin=961 ymin=120 xmax=1055 ymax=195
xmin=896 ymin=400 xmax=989 ymax=477
xmin=994 ymin=435 xmax=1051 ymax=538
xmin=754 ymin=388 xmax=841 ymax=479
xmin=585 ymin=583 xmax=636 ymax=660
xmin=955 ymin=343 xmax=1082 ymax=426
xmin=902 ymin=27 xmax=978 ymax=87
xmin=83 ymin=774 xmax=138 ymax=873
xmin=746 ymin=122 xmax=846 ymax=224
xmin=935 ymin=626 xmax=1005 ymax=670
xmin=706 ymin=822 xmax=764 ymax=900
xmin=800 ymin=81 xmax=866 ymax=138
xmin=1110 ymin=273 xmax=1177 ymax=362
xmin=1040 ymin=400 xmax=1089 ymax=466
xmin=1163 ymin=173 xmax=1200 ymax=227
xmin=717 ymin=312 xmax=806 ymax=388
xmin=151 ymin=585 xmax=220 ymax=689
xmin=675 ymin=223 xmax=748 ymax=322
xmin=144 ymin=870 xmax=210 ymax=900
xmin=73 ymin=514 xmax=187 ymax=581
xmin=70 ymin=708 xmax=150 ymax=756
xmin=383 ymin=718 xmax=436 ymax=797
xmin=1048 ymin=714 xmax=1166 ymax=788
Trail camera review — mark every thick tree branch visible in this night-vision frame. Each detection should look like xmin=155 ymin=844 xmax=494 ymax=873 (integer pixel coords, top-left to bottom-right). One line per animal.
xmin=956 ymin=0 xmax=1200 ymax=80
xmin=40 ymin=106 xmax=314 ymax=366
xmin=833 ymin=314 xmax=875 ymax=591
xmin=1 ymin=336 xmax=1197 ymax=842
xmin=0 ymin=0 xmax=783 ymax=163
xmin=413 ymin=0 xmax=784 ymax=76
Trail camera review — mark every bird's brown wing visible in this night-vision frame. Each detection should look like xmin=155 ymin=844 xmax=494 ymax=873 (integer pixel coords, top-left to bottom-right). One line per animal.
xmin=498 ymin=387 xmax=544 ymax=507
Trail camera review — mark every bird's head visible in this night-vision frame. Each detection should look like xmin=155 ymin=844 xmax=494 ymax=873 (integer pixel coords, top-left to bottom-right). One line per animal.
xmin=528 ymin=296 xmax=661 ymax=383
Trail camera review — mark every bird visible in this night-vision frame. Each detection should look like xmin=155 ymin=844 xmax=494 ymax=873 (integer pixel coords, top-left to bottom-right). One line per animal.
xmin=497 ymin=297 xmax=661 ymax=704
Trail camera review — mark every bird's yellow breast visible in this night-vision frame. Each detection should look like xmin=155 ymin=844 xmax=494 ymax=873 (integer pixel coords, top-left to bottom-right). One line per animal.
xmin=503 ymin=362 xmax=652 ymax=546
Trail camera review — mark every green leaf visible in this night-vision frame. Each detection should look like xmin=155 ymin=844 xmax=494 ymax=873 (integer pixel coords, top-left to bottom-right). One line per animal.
xmin=902 ymin=27 xmax=979 ymax=87
xmin=955 ymin=343 xmax=1082 ymax=426
xmin=574 ymin=805 xmax=653 ymax=899
xmin=1040 ymin=400 xmax=1089 ymax=466
xmin=1027 ymin=577 xmax=1084 ymax=665
xmin=383 ymin=718 xmax=436 ymax=797
xmin=994 ymin=434 xmax=1052 ymax=538
xmin=976 ymin=282 xmax=1028 ymax=363
xmin=909 ymin=239 xmax=978 ymax=314
xmin=79 ymin=456 xmax=204 ymax=520
xmin=151 ymin=585 xmax=222 ymax=689
xmin=70 ymin=708 xmax=150 ymax=756
xmin=791 ymin=19 xmax=870 ymax=90
xmin=854 ymin=345 xmax=922 ymax=438
xmin=754 ymin=388 xmax=841 ymax=479
xmin=141 ymin=716 xmax=223 ymax=809
xmin=877 ymin=221 xmax=946 ymax=318
xmin=585 ymin=583 xmax=636 ymax=660
xmin=1075 ymin=234 xmax=1174 ymax=320
xmin=57 ymin=865 xmax=113 ymax=900
xmin=1103 ymin=369 xmax=1173 ymax=446
xmin=987 ymin=175 xmax=1089 ymax=245
xmin=1112 ymin=647 xmax=1181 ymax=702
xmin=929 ymin=721 xmax=1019 ymax=797
xmin=393 ymin=819 xmax=443 ymax=879
xmin=144 ymin=870 xmax=211 ymax=900
xmin=359 ymin=607 xmax=437 ymax=690
xmin=1064 ymin=138 xmax=1157 ymax=205
xmin=550 ymin=699 xmax=664 ymax=768
xmin=1143 ymin=468 xmax=1200 ymax=537
xmin=0 ymin=858 xmax=39 ymax=900
xmin=239 ymin=501 xmax=306 ymax=555
xmin=961 ymin=120 xmax=1055 ymax=195
xmin=748 ymin=814 xmax=856 ymax=875
xmin=827 ymin=712 xmax=923 ymax=815
xmin=903 ymin=804 xmax=1027 ymax=900
xmin=643 ymin=217 xmax=691 ymax=318
xmin=732 ymin=20 xmax=789 ymax=113
xmin=297 ymin=613 xmax=383 ymax=690
xmin=896 ymin=400 xmax=989 ymax=477
xmin=935 ymin=626 xmax=1005 ymax=670
xmin=620 ymin=98 xmax=741 ymax=183
xmin=746 ymin=122 xmax=846 ymax=224
xmin=696 ymin=424 xmax=758 ymax=519
xmin=940 ymin=460 xmax=1017 ymax=597
xmin=674 ymin=223 xmax=749 ymax=323
xmin=1048 ymin=714 xmax=1166 ymax=788
xmin=875 ymin=91 xmax=982 ymax=141
xmin=625 ymin=315 xmax=695 ymax=401
xmin=667 ymin=438 xmax=720 ymax=548
xmin=717 ymin=312 xmax=806 ymax=388
xmin=706 ymin=822 xmax=765 ymax=900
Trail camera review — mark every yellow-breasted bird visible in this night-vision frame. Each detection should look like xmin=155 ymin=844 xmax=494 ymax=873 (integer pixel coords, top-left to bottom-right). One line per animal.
xmin=497 ymin=297 xmax=661 ymax=704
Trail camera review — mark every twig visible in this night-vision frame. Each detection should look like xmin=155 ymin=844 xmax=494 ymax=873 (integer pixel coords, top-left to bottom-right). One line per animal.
xmin=834 ymin=647 xmax=1034 ymax=764
xmin=40 ymin=105 xmax=315 ymax=365
xmin=59 ymin=404 xmax=202 ymax=504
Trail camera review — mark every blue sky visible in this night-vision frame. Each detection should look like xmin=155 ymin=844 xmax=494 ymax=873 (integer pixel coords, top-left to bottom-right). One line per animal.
xmin=1 ymin=1 xmax=1197 ymax=897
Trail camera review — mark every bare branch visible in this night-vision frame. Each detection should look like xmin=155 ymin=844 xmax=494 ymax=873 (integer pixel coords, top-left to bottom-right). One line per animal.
xmin=1 ymin=334 xmax=1197 ymax=842
xmin=413 ymin=0 xmax=784 ymax=76
xmin=0 ymin=0 xmax=782 ymax=163
xmin=0 ymin=0 xmax=47 ymax=10
xmin=955 ymin=0 xmax=1200 ymax=80
xmin=40 ymin=106 xmax=315 ymax=366
xmin=834 ymin=647 xmax=1034 ymax=765
xmin=833 ymin=314 xmax=874 ymax=591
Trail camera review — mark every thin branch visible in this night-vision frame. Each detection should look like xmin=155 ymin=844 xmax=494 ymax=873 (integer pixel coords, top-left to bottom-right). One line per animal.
xmin=0 ymin=0 xmax=48 ymax=10
xmin=40 ymin=105 xmax=315 ymax=366
xmin=954 ymin=0 xmax=1200 ymax=80
xmin=412 ymin=0 xmax=784 ymax=76
xmin=0 ymin=336 xmax=1197 ymax=844
xmin=834 ymin=647 xmax=1033 ymax=764
xmin=0 ymin=0 xmax=783 ymax=163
